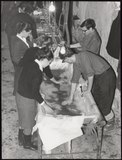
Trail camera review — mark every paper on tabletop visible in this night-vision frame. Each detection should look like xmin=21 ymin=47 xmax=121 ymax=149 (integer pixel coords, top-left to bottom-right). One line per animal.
xmin=33 ymin=113 xmax=84 ymax=151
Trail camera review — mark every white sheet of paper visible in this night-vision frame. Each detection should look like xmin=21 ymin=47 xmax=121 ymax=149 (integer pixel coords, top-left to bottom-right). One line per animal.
xmin=33 ymin=114 xmax=85 ymax=151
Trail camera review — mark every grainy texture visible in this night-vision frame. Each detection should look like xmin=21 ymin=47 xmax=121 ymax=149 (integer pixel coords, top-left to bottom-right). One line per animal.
xmin=73 ymin=2 xmax=119 ymax=75
xmin=2 ymin=30 xmax=121 ymax=159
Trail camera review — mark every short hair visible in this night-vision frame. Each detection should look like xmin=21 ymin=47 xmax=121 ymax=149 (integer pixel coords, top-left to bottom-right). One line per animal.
xmin=15 ymin=21 xmax=32 ymax=34
xmin=80 ymin=18 xmax=96 ymax=29
xmin=35 ymin=47 xmax=54 ymax=61
xmin=19 ymin=47 xmax=54 ymax=66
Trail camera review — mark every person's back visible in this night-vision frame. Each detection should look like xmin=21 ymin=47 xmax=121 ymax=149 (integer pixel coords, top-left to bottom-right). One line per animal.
xmin=81 ymin=51 xmax=110 ymax=75
xmin=72 ymin=51 xmax=110 ymax=81
xmin=18 ymin=62 xmax=42 ymax=99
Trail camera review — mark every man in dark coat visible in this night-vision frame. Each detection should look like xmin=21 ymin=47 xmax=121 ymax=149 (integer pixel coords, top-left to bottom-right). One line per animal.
xmin=106 ymin=11 xmax=120 ymax=91
xmin=106 ymin=11 xmax=120 ymax=59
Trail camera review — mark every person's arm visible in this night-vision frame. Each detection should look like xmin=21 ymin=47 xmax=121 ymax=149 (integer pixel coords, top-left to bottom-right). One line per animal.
xmin=50 ymin=77 xmax=62 ymax=84
xmin=87 ymin=76 xmax=94 ymax=91
xmin=11 ymin=39 xmax=26 ymax=65
xmin=69 ymin=83 xmax=77 ymax=101
xmin=62 ymin=83 xmax=77 ymax=105
xmin=70 ymin=43 xmax=81 ymax=48
xmin=62 ymin=56 xmax=82 ymax=105
xmin=79 ymin=54 xmax=94 ymax=93
xmin=32 ymin=75 xmax=44 ymax=104
xmin=43 ymin=65 xmax=53 ymax=79
xmin=83 ymin=76 xmax=94 ymax=94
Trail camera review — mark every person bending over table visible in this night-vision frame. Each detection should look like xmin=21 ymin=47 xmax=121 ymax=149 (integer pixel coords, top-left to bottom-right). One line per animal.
xmin=16 ymin=47 xmax=61 ymax=151
xmin=61 ymin=51 xmax=116 ymax=131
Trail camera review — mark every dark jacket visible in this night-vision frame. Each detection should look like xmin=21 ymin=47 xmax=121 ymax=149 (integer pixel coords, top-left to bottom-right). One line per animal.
xmin=106 ymin=11 xmax=120 ymax=59
xmin=11 ymin=36 xmax=31 ymax=64
xmin=6 ymin=12 xmax=38 ymax=39
xmin=17 ymin=48 xmax=53 ymax=103
xmin=11 ymin=36 xmax=33 ymax=96
xmin=18 ymin=61 xmax=44 ymax=103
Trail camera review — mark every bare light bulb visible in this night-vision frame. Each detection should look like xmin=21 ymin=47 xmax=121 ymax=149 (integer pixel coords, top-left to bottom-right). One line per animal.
xmin=115 ymin=2 xmax=120 ymax=10
xmin=49 ymin=2 xmax=55 ymax=12
xmin=60 ymin=46 xmax=66 ymax=54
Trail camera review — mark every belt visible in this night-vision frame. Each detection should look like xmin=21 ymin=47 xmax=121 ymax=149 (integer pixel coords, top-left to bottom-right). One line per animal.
xmin=95 ymin=67 xmax=111 ymax=77
xmin=103 ymin=67 xmax=111 ymax=74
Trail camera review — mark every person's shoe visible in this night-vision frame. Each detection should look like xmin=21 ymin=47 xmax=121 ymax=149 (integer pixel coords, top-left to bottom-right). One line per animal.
xmin=104 ymin=116 xmax=115 ymax=132
xmin=23 ymin=134 xmax=38 ymax=151
xmin=18 ymin=129 xmax=24 ymax=146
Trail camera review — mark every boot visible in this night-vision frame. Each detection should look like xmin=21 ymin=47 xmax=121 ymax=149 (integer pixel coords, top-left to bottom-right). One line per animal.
xmin=23 ymin=134 xmax=38 ymax=151
xmin=18 ymin=129 xmax=24 ymax=146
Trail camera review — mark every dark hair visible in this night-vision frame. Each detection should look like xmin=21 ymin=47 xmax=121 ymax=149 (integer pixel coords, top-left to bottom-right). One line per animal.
xmin=35 ymin=47 xmax=54 ymax=61
xmin=59 ymin=46 xmax=74 ymax=60
xmin=15 ymin=21 xmax=32 ymax=34
xmin=19 ymin=47 xmax=54 ymax=66
xmin=80 ymin=18 xmax=96 ymax=29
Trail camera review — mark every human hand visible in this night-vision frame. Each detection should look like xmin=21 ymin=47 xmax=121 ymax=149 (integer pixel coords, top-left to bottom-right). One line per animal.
xmin=65 ymin=43 xmax=70 ymax=48
xmin=38 ymin=101 xmax=54 ymax=115
xmin=37 ymin=102 xmax=46 ymax=114
xmin=50 ymin=77 xmax=64 ymax=84
xmin=81 ymin=84 xmax=88 ymax=92
xmin=28 ymin=33 xmax=33 ymax=42
xmin=62 ymin=98 xmax=72 ymax=106
xmin=59 ymin=41 xmax=65 ymax=46
xmin=54 ymin=79 xmax=65 ymax=84
xmin=52 ymin=43 xmax=58 ymax=50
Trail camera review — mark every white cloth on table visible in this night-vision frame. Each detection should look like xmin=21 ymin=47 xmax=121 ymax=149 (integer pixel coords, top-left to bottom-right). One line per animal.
xmin=32 ymin=92 xmax=99 ymax=152
xmin=33 ymin=113 xmax=85 ymax=151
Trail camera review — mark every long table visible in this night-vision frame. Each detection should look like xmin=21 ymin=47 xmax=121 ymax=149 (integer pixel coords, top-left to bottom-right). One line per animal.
xmin=33 ymin=61 xmax=106 ymax=159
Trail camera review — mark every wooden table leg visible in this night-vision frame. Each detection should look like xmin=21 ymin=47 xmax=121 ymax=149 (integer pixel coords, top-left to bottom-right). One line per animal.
xmin=38 ymin=129 xmax=43 ymax=159
xmin=95 ymin=122 xmax=105 ymax=159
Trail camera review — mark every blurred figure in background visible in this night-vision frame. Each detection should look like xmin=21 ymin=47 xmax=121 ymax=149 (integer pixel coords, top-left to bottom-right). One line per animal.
xmin=5 ymin=2 xmax=37 ymax=64
xmin=106 ymin=11 xmax=120 ymax=91
xmin=72 ymin=15 xmax=81 ymax=43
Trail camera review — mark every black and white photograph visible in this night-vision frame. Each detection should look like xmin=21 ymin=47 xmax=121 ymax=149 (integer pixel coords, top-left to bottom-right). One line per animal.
xmin=1 ymin=1 xmax=121 ymax=159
